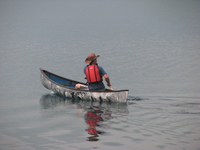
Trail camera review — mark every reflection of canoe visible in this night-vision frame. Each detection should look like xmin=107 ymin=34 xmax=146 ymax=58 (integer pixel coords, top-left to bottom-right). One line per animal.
xmin=40 ymin=93 xmax=129 ymax=140
xmin=40 ymin=69 xmax=129 ymax=103
xmin=40 ymin=94 xmax=129 ymax=115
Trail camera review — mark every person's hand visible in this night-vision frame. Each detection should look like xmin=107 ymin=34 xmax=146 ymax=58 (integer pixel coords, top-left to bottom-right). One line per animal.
xmin=107 ymin=84 xmax=113 ymax=90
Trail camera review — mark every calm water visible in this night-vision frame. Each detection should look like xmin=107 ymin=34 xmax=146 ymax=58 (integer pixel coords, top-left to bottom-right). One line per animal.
xmin=0 ymin=0 xmax=200 ymax=150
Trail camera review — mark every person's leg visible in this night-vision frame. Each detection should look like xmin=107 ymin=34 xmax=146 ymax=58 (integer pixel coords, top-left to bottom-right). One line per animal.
xmin=75 ymin=83 xmax=88 ymax=90
xmin=75 ymin=83 xmax=81 ymax=89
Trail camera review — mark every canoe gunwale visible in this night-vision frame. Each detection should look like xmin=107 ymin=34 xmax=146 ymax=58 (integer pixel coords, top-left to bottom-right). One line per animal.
xmin=40 ymin=68 xmax=129 ymax=93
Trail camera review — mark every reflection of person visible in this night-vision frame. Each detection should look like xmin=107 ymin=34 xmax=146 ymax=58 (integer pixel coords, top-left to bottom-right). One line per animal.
xmin=83 ymin=105 xmax=113 ymax=141
xmin=75 ymin=53 xmax=112 ymax=90
xmin=85 ymin=109 xmax=104 ymax=136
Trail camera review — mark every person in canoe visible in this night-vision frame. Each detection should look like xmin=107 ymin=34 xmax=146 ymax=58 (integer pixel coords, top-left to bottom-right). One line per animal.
xmin=75 ymin=53 xmax=112 ymax=90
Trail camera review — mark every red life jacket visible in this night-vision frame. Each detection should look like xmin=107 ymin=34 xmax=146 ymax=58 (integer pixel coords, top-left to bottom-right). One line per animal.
xmin=85 ymin=65 xmax=101 ymax=83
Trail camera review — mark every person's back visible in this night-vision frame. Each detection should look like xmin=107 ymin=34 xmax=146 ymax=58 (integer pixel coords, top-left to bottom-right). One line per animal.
xmin=84 ymin=64 xmax=105 ymax=90
xmin=75 ymin=53 xmax=112 ymax=91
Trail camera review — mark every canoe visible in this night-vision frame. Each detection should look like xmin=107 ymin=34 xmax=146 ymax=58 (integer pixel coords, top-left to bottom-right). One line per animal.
xmin=40 ymin=68 xmax=129 ymax=103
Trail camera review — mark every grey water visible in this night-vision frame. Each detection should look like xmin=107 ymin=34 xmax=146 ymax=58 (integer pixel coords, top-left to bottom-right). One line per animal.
xmin=0 ymin=0 xmax=200 ymax=149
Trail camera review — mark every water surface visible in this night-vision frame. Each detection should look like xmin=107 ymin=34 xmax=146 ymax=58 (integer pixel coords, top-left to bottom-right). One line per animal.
xmin=0 ymin=0 xmax=200 ymax=149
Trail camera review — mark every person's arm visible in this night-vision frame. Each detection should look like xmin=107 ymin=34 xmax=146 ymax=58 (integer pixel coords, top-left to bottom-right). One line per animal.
xmin=103 ymin=74 xmax=111 ymax=87
xmin=99 ymin=66 xmax=113 ymax=89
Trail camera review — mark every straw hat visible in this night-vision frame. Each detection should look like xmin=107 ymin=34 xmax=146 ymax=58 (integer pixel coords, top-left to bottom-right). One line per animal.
xmin=85 ymin=53 xmax=100 ymax=63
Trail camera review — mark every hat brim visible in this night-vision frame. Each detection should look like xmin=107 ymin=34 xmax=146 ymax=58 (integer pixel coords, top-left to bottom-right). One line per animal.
xmin=85 ymin=55 xmax=100 ymax=63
